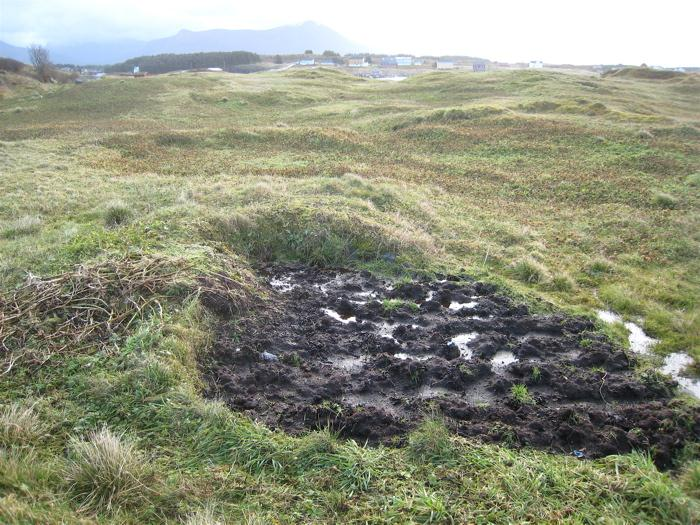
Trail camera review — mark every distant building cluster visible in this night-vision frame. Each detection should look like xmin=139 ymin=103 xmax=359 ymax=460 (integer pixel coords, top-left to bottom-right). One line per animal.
xmin=292 ymin=53 xmax=492 ymax=74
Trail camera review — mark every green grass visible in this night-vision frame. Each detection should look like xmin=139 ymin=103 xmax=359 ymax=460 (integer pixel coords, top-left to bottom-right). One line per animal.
xmin=510 ymin=384 xmax=535 ymax=405
xmin=0 ymin=67 xmax=699 ymax=523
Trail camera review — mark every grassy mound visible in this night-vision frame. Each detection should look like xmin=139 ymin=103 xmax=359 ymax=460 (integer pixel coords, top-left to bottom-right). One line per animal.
xmin=603 ymin=67 xmax=687 ymax=80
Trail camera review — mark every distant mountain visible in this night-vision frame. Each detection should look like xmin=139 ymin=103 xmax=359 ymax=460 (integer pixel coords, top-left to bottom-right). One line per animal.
xmin=0 ymin=40 xmax=29 ymax=62
xmin=50 ymin=40 xmax=146 ymax=65
xmin=0 ymin=21 xmax=364 ymax=66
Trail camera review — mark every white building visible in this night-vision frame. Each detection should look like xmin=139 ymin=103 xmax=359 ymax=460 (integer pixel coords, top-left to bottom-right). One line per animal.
xmin=348 ymin=57 xmax=369 ymax=67
xmin=395 ymin=56 xmax=413 ymax=66
xmin=436 ymin=61 xmax=455 ymax=70
xmin=528 ymin=61 xmax=544 ymax=69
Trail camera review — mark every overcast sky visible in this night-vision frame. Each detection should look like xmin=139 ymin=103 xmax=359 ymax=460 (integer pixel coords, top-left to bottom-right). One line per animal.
xmin=1 ymin=0 xmax=698 ymax=66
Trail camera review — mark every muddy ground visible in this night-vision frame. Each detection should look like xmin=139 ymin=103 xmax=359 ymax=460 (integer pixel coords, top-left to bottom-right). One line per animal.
xmin=202 ymin=264 xmax=699 ymax=467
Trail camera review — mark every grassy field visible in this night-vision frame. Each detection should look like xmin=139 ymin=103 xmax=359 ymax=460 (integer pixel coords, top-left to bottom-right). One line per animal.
xmin=0 ymin=67 xmax=699 ymax=523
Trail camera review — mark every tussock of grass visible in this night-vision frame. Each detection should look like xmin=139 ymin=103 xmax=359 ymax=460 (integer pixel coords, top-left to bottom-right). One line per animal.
xmin=586 ymin=258 xmax=615 ymax=278
xmin=182 ymin=506 xmax=222 ymax=525
xmin=0 ymin=401 xmax=43 ymax=447
xmin=549 ymin=274 xmax=575 ymax=292
xmin=681 ymin=461 xmax=700 ymax=499
xmin=103 ymin=200 xmax=132 ymax=227
xmin=382 ymin=298 xmax=419 ymax=313
xmin=65 ymin=427 xmax=154 ymax=512
xmin=510 ymin=384 xmax=534 ymax=405
xmin=652 ymin=190 xmax=679 ymax=209
xmin=510 ymin=258 xmax=549 ymax=285
xmin=332 ymin=439 xmax=386 ymax=493
xmin=407 ymin=418 xmax=458 ymax=464
xmin=1 ymin=215 xmax=42 ymax=239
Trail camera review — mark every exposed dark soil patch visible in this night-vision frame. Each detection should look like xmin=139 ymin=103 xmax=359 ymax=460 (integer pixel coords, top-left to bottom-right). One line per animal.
xmin=203 ymin=264 xmax=699 ymax=468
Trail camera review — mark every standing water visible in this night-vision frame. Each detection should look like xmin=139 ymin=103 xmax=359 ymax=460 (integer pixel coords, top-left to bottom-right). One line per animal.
xmin=596 ymin=310 xmax=658 ymax=354
xmin=597 ymin=310 xmax=699 ymax=399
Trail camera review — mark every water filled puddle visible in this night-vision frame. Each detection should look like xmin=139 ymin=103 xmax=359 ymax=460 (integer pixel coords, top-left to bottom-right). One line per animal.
xmin=270 ymin=275 xmax=296 ymax=292
xmin=417 ymin=385 xmax=452 ymax=398
xmin=448 ymin=300 xmax=477 ymax=311
xmin=491 ymin=350 xmax=518 ymax=370
xmin=626 ymin=323 xmax=658 ymax=354
xmin=322 ymin=308 xmax=356 ymax=324
xmin=377 ymin=322 xmax=398 ymax=342
xmin=597 ymin=310 xmax=621 ymax=324
xmin=393 ymin=353 xmax=434 ymax=361
xmin=596 ymin=310 xmax=658 ymax=354
xmin=329 ymin=355 xmax=366 ymax=373
xmin=661 ymin=353 xmax=700 ymax=399
xmin=449 ymin=333 xmax=479 ymax=359
xmin=315 ymin=275 xmax=343 ymax=295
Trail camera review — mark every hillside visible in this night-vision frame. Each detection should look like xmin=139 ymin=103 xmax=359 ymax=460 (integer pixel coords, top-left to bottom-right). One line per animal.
xmin=0 ymin=68 xmax=698 ymax=523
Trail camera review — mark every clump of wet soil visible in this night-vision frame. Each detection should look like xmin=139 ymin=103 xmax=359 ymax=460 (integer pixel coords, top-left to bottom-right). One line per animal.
xmin=203 ymin=264 xmax=699 ymax=468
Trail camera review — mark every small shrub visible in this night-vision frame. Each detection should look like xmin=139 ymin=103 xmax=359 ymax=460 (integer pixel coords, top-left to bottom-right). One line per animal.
xmin=0 ymin=402 xmax=43 ymax=447
xmin=651 ymin=191 xmax=678 ymax=209
xmin=685 ymin=172 xmax=700 ymax=187
xmin=0 ymin=57 xmax=24 ymax=72
xmin=103 ymin=200 xmax=132 ymax=227
xmin=510 ymin=384 xmax=534 ymax=405
xmin=65 ymin=427 xmax=153 ymax=512
xmin=1 ymin=215 xmax=42 ymax=239
xmin=531 ymin=366 xmax=542 ymax=383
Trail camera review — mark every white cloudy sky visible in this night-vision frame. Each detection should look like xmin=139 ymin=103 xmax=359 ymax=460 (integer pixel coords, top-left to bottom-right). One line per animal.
xmin=1 ymin=0 xmax=698 ymax=65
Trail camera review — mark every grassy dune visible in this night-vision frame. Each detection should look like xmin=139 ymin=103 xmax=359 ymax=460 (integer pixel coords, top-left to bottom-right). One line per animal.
xmin=1 ymin=68 xmax=699 ymax=523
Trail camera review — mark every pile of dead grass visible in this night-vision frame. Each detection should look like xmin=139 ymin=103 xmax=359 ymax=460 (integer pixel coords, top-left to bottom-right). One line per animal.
xmin=0 ymin=254 xmax=257 ymax=373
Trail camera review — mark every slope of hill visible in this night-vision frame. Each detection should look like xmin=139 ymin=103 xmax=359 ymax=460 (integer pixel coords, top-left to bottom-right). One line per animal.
xmin=0 ymin=21 xmax=363 ymax=65
xmin=0 ymin=69 xmax=698 ymax=523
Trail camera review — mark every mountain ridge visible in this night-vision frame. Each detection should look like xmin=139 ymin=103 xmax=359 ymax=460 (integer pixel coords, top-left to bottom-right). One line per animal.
xmin=0 ymin=21 xmax=364 ymax=65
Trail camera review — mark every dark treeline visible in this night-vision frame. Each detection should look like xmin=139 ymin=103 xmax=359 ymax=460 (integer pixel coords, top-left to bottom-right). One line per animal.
xmin=105 ymin=51 xmax=260 ymax=74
